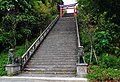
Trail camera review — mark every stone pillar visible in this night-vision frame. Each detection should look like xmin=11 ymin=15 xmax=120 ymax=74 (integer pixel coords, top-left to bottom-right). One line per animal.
xmin=76 ymin=63 xmax=88 ymax=77
xmin=5 ymin=64 xmax=21 ymax=76
xmin=60 ymin=7 xmax=62 ymax=18
xmin=74 ymin=6 xmax=76 ymax=16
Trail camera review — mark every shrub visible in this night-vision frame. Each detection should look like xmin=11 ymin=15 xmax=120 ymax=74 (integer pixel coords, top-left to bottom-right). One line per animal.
xmin=100 ymin=55 xmax=120 ymax=69
xmin=94 ymin=31 xmax=112 ymax=55
xmin=87 ymin=66 xmax=120 ymax=81
xmin=77 ymin=0 xmax=120 ymax=81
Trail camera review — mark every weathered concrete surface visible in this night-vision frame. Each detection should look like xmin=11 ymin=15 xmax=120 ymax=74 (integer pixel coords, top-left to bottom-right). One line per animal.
xmin=0 ymin=77 xmax=88 ymax=82
xmin=0 ymin=14 xmax=88 ymax=82
xmin=19 ymin=16 xmax=78 ymax=77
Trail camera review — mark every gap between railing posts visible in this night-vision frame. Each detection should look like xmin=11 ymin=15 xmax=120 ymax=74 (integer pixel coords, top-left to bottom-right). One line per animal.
xmin=75 ymin=16 xmax=88 ymax=77
xmin=21 ymin=15 xmax=59 ymax=69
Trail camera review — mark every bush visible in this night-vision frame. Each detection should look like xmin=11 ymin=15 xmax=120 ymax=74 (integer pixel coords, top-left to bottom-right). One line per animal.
xmin=94 ymin=31 xmax=112 ymax=55
xmin=100 ymin=55 xmax=120 ymax=69
xmin=0 ymin=52 xmax=7 ymax=76
xmin=77 ymin=0 xmax=120 ymax=81
xmin=87 ymin=66 xmax=120 ymax=81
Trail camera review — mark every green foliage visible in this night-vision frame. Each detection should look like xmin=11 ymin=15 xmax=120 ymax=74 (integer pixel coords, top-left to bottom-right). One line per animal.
xmin=94 ymin=31 xmax=112 ymax=55
xmin=77 ymin=0 xmax=120 ymax=80
xmin=100 ymin=55 xmax=120 ymax=69
xmin=0 ymin=47 xmax=24 ymax=76
xmin=0 ymin=0 xmax=59 ymax=52
xmin=50 ymin=4 xmax=58 ymax=15
xmin=0 ymin=0 xmax=59 ymax=76
xmin=94 ymin=13 xmax=120 ymax=56
xmin=77 ymin=0 xmax=120 ymax=61
xmin=0 ymin=52 xmax=7 ymax=76
xmin=0 ymin=38 xmax=36 ymax=76
xmin=87 ymin=66 xmax=120 ymax=81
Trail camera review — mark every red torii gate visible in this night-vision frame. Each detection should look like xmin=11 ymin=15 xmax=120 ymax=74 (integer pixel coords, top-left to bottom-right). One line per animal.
xmin=59 ymin=3 xmax=77 ymax=18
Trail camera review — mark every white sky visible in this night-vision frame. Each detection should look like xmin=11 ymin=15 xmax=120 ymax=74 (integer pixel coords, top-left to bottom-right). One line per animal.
xmin=62 ymin=0 xmax=77 ymax=5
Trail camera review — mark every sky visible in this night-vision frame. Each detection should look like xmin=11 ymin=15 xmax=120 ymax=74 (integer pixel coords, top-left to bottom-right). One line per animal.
xmin=62 ymin=0 xmax=77 ymax=5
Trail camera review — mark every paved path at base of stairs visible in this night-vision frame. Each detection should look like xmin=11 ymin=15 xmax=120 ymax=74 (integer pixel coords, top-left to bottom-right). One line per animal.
xmin=0 ymin=77 xmax=87 ymax=82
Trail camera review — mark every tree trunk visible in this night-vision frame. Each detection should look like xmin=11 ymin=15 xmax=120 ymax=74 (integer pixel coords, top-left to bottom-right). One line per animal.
xmin=25 ymin=34 xmax=29 ymax=50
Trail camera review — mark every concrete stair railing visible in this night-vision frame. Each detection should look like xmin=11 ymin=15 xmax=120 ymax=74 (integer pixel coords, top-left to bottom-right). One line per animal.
xmin=21 ymin=16 xmax=59 ymax=69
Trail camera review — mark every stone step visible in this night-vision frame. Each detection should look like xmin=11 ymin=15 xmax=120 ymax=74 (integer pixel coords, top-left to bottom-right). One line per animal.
xmin=23 ymin=70 xmax=76 ymax=77
xmin=35 ymin=48 xmax=77 ymax=51
xmin=26 ymin=65 xmax=76 ymax=68
xmin=23 ymin=68 xmax=76 ymax=76
xmin=29 ymin=59 xmax=76 ymax=62
xmin=32 ymin=54 xmax=77 ymax=57
xmin=33 ymin=53 xmax=77 ymax=55
xmin=30 ymin=58 xmax=76 ymax=61
xmin=38 ymin=47 xmax=77 ymax=50
xmin=23 ymin=70 xmax=75 ymax=75
xmin=41 ymin=41 xmax=77 ymax=44
xmin=24 ymin=67 xmax=75 ymax=73
xmin=28 ymin=61 xmax=76 ymax=65
xmin=31 ymin=57 xmax=77 ymax=60
xmin=19 ymin=73 xmax=75 ymax=77
xmin=25 ymin=66 xmax=76 ymax=70
xmin=33 ymin=52 xmax=77 ymax=54
xmin=32 ymin=55 xmax=77 ymax=58
xmin=19 ymin=16 xmax=78 ymax=77
xmin=27 ymin=62 xmax=76 ymax=65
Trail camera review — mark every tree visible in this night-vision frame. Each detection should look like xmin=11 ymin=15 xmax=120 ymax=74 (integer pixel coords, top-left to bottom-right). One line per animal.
xmin=77 ymin=0 xmax=120 ymax=64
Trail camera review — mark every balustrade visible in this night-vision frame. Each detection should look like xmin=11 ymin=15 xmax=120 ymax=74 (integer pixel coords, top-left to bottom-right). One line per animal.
xmin=75 ymin=16 xmax=88 ymax=77
xmin=21 ymin=15 xmax=59 ymax=69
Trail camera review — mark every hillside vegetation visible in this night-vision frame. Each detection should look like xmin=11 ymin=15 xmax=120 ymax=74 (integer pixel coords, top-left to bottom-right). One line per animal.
xmin=0 ymin=0 xmax=63 ymax=76
xmin=77 ymin=0 xmax=120 ymax=81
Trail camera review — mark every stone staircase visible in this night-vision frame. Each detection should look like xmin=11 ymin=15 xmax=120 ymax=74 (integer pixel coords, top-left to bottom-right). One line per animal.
xmin=19 ymin=15 xmax=77 ymax=77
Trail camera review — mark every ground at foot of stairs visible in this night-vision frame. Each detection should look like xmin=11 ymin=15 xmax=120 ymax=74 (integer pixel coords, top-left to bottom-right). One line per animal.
xmin=0 ymin=76 xmax=88 ymax=82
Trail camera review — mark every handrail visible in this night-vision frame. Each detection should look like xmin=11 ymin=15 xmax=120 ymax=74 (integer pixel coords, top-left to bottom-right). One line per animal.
xmin=75 ymin=16 xmax=88 ymax=77
xmin=75 ymin=16 xmax=86 ymax=63
xmin=21 ymin=15 xmax=59 ymax=69
xmin=75 ymin=16 xmax=81 ymax=47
